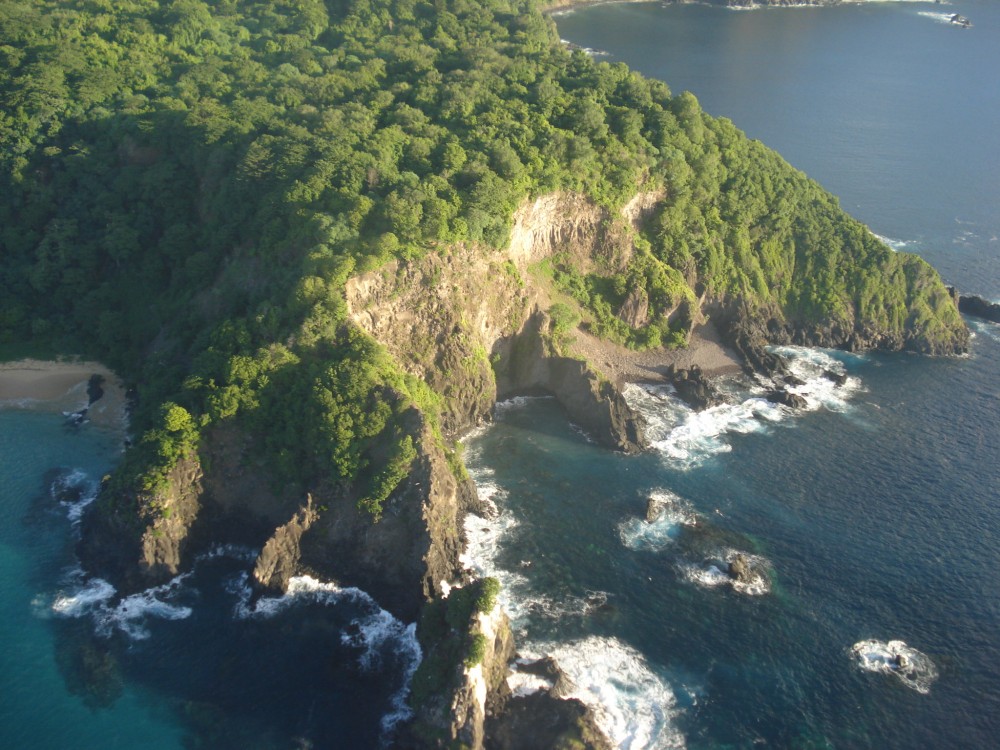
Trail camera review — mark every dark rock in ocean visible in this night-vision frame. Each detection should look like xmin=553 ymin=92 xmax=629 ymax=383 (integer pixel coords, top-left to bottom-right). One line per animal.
xmin=49 ymin=468 xmax=88 ymax=504
xmin=65 ymin=408 xmax=88 ymax=427
xmin=87 ymin=374 xmax=105 ymax=405
xmin=822 ymin=369 xmax=848 ymax=387
xmin=954 ymin=291 xmax=1000 ymax=324
xmin=645 ymin=495 xmax=663 ymax=523
xmin=784 ymin=374 xmax=806 ymax=387
xmin=667 ymin=365 xmax=720 ymax=410
xmin=728 ymin=553 xmax=755 ymax=584
xmin=766 ymin=389 xmax=808 ymax=410
xmin=484 ymin=692 xmax=613 ymax=750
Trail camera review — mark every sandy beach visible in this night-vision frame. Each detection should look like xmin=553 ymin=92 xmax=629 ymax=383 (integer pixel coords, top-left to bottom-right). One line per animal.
xmin=568 ymin=318 xmax=743 ymax=386
xmin=0 ymin=359 xmax=128 ymax=431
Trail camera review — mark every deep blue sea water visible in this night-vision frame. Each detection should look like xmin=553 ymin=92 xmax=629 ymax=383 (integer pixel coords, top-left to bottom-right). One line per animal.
xmin=3 ymin=2 xmax=999 ymax=748
xmin=466 ymin=2 xmax=1000 ymax=748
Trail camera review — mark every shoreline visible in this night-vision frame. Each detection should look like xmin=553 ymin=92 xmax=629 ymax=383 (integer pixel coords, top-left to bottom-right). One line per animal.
xmin=0 ymin=358 xmax=129 ymax=432
xmin=568 ymin=318 xmax=744 ymax=387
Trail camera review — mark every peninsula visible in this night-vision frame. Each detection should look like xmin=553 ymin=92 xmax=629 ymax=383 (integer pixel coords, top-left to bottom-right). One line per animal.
xmin=0 ymin=0 xmax=968 ymax=746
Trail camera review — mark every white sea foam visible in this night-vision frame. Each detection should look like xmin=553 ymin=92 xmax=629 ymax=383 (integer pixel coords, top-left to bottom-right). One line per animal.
xmin=507 ymin=669 xmax=553 ymax=697
xmin=851 ymin=639 xmax=939 ymax=694
xmin=619 ymin=490 xmax=698 ymax=552
xmin=50 ymin=469 xmax=99 ymax=525
xmin=625 ymin=383 xmax=772 ymax=468
xmin=677 ymin=549 xmax=772 ymax=596
xmin=101 ymin=574 xmax=194 ymax=640
xmin=341 ymin=610 xmax=422 ymax=734
xmin=493 ymin=394 xmax=554 ymax=415
xmin=51 ymin=576 xmax=117 ymax=616
xmin=870 ymin=231 xmax=914 ymax=251
xmin=970 ymin=319 xmax=1000 ymax=344
xmin=541 ymin=636 xmax=685 ymax=749
xmin=52 ymin=569 xmax=193 ymax=640
xmin=770 ymin=345 xmax=864 ymax=413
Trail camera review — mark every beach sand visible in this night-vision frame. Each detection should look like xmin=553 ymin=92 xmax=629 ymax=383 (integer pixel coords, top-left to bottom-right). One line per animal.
xmin=568 ymin=318 xmax=743 ymax=386
xmin=0 ymin=359 xmax=128 ymax=431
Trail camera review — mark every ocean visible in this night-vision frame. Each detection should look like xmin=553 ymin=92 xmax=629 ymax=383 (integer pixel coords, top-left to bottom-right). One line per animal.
xmin=462 ymin=1 xmax=1000 ymax=748
xmin=3 ymin=1 xmax=999 ymax=748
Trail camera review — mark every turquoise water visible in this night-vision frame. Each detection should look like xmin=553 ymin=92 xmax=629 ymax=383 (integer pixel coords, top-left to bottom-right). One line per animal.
xmin=0 ymin=412 xmax=183 ymax=749
xmin=0 ymin=409 xmax=418 ymax=749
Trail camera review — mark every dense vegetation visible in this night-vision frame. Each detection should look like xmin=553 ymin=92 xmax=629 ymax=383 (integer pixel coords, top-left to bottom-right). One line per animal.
xmin=0 ymin=0 xmax=964 ymax=514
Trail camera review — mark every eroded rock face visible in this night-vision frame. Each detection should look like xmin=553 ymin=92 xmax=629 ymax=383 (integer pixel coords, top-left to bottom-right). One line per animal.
xmin=252 ymin=495 xmax=319 ymax=594
xmin=299 ymin=416 xmax=471 ymax=622
xmin=138 ymin=454 xmax=204 ymax=584
xmin=78 ymin=451 xmax=204 ymax=593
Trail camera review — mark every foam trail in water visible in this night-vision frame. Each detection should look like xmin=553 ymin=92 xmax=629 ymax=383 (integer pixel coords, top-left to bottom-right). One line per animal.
xmin=539 ymin=636 xmax=685 ymax=749
xmin=50 ymin=575 xmax=116 ymax=616
xmin=869 ymin=231 xmax=915 ymax=251
xmin=918 ymin=11 xmax=960 ymax=25
xmin=851 ymin=639 xmax=938 ymax=694
xmin=619 ymin=490 xmax=698 ymax=551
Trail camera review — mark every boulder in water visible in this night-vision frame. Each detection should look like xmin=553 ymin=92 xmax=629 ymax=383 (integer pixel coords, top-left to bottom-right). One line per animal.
xmin=822 ymin=369 xmax=848 ymax=387
xmin=766 ymin=389 xmax=808 ymax=409
xmin=728 ymin=553 xmax=755 ymax=584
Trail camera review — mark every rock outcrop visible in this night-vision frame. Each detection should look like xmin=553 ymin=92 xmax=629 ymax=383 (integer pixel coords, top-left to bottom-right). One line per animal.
xmin=955 ymin=291 xmax=1000 ymax=324
xmin=252 ymin=495 xmax=319 ymax=594
xmin=78 ymin=451 xmax=204 ymax=592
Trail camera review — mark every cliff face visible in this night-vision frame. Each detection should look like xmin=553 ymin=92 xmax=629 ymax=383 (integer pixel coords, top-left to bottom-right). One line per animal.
xmin=78 ymin=451 xmax=204 ymax=592
xmin=345 ymin=192 xmax=652 ymax=452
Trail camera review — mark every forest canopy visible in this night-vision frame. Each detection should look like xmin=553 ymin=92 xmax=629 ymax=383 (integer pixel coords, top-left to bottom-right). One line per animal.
xmin=0 ymin=0 xmax=964 ymax=511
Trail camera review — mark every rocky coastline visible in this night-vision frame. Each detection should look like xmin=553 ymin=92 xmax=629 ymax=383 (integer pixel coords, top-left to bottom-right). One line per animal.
xmin=66 ymin=189 xmax=970 ymax=750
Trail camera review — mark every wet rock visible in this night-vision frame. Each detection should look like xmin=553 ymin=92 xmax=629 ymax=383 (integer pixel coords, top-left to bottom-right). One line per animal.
xmin=822 ymin=369 xmax=848 ymax=387
xmin=766 ymin=389 xmax=808 ymax=409
xmin=645 ymin=495 xmax=663 ymax=523
xmin=955 ymin=291 xmax=1000 ymax=324
xmin=87 ymin=374 xmax=105 ymax=405
xmin=252 ymin=494 xmax=319 ymax=594
xmin=667 ymin=365 xmax=720 ymax=410
xmin=485 ymin=692 xmax=613 ymax=750
xmin=728 ymin=553 xmax=755 ymax=585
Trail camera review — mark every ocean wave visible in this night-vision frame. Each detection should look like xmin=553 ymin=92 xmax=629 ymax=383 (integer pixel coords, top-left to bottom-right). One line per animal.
xmin=493 ymin=394 xmax=555 ymax=415
xmin=625 ymin=348 xmax=863 ymax=469
xmin=870 ymin=231 xmax=914 ymax=251
xmin=851 ymin=639 xmax=938 ymax=694
xmin=538 ymin=636 xmax=685 ymax=749
xmin=625 ymin=383 xmax=773 ymax=469
xmin=49 ymin=468 xmax=99 ymax=525
xmin=769 ymin=345 xmax=864 ymax=412
xmin=677 ymin=549 xmax=772 ymax=596
xmin=619 ymin=490 xmax=698 ymax=552
xmin=51 ymin=568 xmax=193 ymax=640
